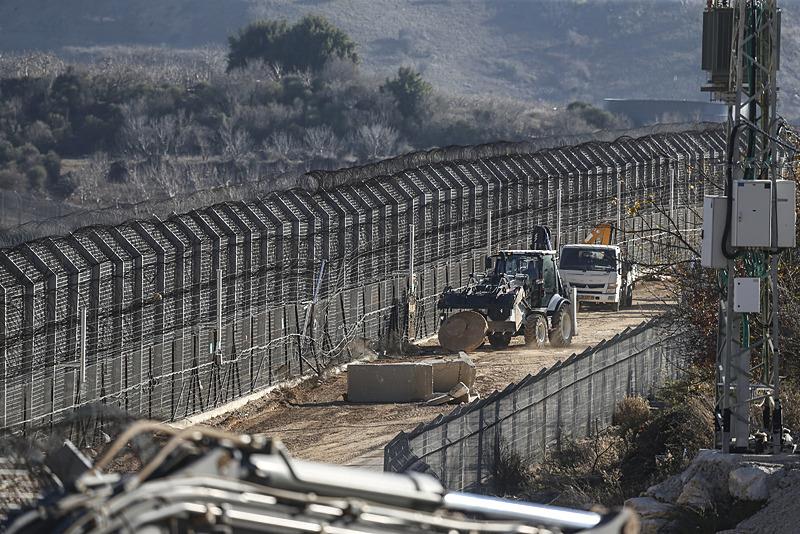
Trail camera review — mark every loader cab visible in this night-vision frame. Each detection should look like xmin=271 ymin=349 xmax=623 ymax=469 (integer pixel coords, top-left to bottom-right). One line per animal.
xmin=490 ymin=250 xmax=563 ymax=307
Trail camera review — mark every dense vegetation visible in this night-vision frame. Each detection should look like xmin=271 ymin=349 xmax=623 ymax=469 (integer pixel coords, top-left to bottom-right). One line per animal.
xmin=0 ymin=15 xmax=627 ymax=207
xmin=2 ymin=1 xmax=798 ymax=121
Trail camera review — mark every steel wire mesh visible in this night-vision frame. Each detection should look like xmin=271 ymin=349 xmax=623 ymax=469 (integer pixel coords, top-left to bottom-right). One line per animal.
xmin=0 ymin=126 xmax=724 ymax=434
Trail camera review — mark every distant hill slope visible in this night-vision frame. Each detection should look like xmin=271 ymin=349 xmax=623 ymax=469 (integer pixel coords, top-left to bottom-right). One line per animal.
xmin=1 ymin=0 xmax=798 ymax=118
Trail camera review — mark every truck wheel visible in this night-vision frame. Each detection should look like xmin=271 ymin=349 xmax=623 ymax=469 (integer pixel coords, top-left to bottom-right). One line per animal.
xmin=488 ymin=331 xmax=512 ymax=349
xmin=524 ymin=314 xmax=548 ymax=348
xmin=549 ymin=304 xmax=573 ymax=347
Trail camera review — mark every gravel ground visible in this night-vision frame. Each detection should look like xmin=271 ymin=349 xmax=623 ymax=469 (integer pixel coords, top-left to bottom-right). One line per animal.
xmin=209 ymin=281 xmax=670 ymax=466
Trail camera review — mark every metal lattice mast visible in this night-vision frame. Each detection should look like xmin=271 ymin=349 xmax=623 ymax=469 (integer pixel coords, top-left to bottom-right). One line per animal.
xmin=704 ymin=0 xmax=782 ymax=453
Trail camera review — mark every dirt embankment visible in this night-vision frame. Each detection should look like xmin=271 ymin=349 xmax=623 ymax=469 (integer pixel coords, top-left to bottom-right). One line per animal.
xmin=210 ymin=282 xmax=670 ymax=467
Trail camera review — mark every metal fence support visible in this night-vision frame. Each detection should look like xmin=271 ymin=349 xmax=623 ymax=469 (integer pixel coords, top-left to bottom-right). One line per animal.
xmin=79 ymin=306 xmax=87 ymax=402
xmin=0 ymin=127 xmax=725 ymax=433
xmin=384 ymin=320 xmax=688 ymax=490
xmin=556 ymin=184 xmax=562 ymax=249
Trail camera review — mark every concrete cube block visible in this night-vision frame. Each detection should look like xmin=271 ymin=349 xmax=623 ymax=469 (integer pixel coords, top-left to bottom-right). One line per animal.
xmin=422 ymin=353 xmax=476 ymax=392
xmin=347 ymin=363 xmax=433 ymax=403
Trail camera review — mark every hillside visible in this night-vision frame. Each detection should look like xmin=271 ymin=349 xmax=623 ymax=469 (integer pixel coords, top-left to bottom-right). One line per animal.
xmin=1 ymin=0 xmax=799 ymax=119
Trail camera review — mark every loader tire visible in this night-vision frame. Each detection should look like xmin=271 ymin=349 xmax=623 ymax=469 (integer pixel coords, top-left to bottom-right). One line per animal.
xmin=549 ymin=304 xmax=573 ymax=347
xmin=488 ymin=331 xmax=512 ymax=349
xmin=524 ymin=314 xmax=548 ymax=348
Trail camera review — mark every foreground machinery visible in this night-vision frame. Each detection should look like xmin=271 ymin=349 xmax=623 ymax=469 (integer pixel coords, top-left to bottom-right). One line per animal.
xmin=5 ymin=422 xmax=634 ymax=533
xmin=437 ymin=227 xmax=574 ymax=352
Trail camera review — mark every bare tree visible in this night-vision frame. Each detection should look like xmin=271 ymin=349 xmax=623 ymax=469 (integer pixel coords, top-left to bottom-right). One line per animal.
xmin=120 ymin=102 xmax=158 ymax=158
xmin=150 ymin=115 xmax=179 ymax=157
xmin=0 ymin=51 xmax=65 ymax=79
xmin=303 ymin=126 xmax=340 ymax=159
xmin=74 ymin=152 xmax=110 ymax=203
xmin=355 ymin=121 xmax=400 ymax=161
xmin=262 ymin=130 xmax=298 ymax=162
xmin=219 ymin=116 xmax=253 ymax=161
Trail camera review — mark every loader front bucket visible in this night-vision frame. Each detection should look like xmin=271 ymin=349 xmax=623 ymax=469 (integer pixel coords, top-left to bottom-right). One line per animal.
xmin=438 ymin=310 xmax=488 ymax=353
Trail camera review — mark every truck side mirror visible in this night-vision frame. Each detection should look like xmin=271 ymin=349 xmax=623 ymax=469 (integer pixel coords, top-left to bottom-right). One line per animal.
xmin=485 ymin=256 xmax=492 ymax=269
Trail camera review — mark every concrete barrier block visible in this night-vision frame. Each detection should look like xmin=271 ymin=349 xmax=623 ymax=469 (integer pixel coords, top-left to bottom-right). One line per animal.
xmin=347 ymin=363 xmax=433 ymax=403
xmin=421 ymin=353 xmax=476 ymax=392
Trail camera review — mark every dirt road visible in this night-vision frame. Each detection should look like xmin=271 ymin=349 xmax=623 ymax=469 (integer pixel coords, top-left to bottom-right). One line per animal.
xmin=210 ymin=282 xmax=669 ymax=468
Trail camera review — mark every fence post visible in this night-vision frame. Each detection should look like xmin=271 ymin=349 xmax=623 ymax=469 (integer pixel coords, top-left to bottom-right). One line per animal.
xmin=486 ymin=208 xmax=492 ymax=256
xmin=78 ymin=306 xmax=87 ymax=403
xmin=216 ymin=269 xmax=223 ymax=358
xmin=441 ymin=422 xmax=448 ymax=488
xmin=406 ymin=220 xmax=418 ymax=343
xmin=556 ymin=184 xmax=562 ymax=249
xmin=587 ymin=350 xmax=595 ymax=435
xmin=476 ymin=406 xmax=484 ymax=487
xmin=541 ymin=374 xmax=548 ymax=458
xmin=556 ymin=367 xmax=563 ymax=450
xmin=669 ymin=161 xmax=675 ymax=222
xmin=616 ymin=171 xmax=622 ymax=244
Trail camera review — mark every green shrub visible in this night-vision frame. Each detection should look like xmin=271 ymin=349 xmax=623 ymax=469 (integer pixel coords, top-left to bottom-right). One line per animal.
xmin=43 ymin=151 xmax=61 ymax=183
xmin=26 ymin=165 xmax=47 ymax=190
xmin=382 ymin=67 xmax=432 ymax=121
xmin=227 ymin=15 xmax=358 ymax=74
xmin=612 ymin=396 xmax=651 ymax=439
xmin=620 ymin=395 xmax=713 ymax=489
xmin=491 ymin=443 xmax=532 ymax=496
xmin=0 ymin=168 xmax=23 ymax=190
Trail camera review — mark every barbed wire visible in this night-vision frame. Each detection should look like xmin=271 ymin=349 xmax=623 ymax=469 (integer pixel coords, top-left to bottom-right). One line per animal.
xmin=0 ymin=123 xmax=723 ymax=250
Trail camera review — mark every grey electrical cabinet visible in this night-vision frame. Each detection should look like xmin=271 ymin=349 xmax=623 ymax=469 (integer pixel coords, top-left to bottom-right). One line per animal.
xmin=701 ymin=195 xmax=728 ymax=268
xmin=731 ymin=179 xmax=796 ymax=249
xmin=732 ymin=180 xmax=773 ymax=248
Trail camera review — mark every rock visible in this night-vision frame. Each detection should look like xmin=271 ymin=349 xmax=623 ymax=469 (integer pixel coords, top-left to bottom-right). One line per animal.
xmin=624 ymin=497 xmax=679 ymax=534
xmin=447 ymin=381 xmax=469 ymax=402
xmin=729 ymin=465 xmax=777 ymax=502
xmin=646 ymin=473 xmax=684 ymax=503
xmin=730 ymin=470 xmax=800 ymax=533
xmin=425 ymin=393 xmax=452 ymax=406
xmin=676 ymin=474 xmax=716 ymax=515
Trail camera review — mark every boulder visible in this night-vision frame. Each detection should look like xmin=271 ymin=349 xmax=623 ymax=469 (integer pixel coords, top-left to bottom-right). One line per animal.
xmin=625 ymin=497 xmax=679 ymax=534
xmin=728 ymin=465 xmax=778 ymax=502
xmin=676 ymin=473 xmax=717 ymax=515
xmin=646 ymin=473 xmax=683 ymax=503
xmin=447 ymin=381 xmax=470 ymax=403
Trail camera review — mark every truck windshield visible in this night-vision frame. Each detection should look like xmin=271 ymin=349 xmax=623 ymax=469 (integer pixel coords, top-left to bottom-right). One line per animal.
xmin=560 ymin=248 xmax=616 ymax=271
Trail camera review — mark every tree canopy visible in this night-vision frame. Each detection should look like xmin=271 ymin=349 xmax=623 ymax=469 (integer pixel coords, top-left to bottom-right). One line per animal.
xmin=226 ymin=15 xmax=358 ymax=74
xmin=381 ymin=67 xmax=432 ymax=120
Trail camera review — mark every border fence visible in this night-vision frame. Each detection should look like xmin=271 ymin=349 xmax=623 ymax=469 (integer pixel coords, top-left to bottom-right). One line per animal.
xmin=383 ymin=318 xmax=686 ymax=490
xmin=0 ymin=124 xmax=725 ymax=433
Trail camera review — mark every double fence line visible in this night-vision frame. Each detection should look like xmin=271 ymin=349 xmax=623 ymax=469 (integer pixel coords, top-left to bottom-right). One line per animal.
xmin=0 ymin=124 xmax=725 ymax=433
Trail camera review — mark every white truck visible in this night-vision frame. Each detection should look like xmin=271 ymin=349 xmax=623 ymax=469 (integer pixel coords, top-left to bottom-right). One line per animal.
xmin=558 ymin=244 xmax=635 ymax=311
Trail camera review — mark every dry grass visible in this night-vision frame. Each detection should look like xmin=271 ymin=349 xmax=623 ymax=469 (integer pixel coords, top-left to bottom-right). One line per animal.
xmin=488 ymin=383 xmax=715 ymax=509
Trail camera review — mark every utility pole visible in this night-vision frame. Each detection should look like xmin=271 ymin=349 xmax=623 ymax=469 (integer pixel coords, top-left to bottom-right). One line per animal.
xmin=701 ymin=0 xmax=792 ymax=453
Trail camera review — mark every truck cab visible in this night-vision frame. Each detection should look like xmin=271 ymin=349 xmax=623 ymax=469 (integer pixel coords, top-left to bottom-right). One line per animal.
xmin=558 ymin=244 xmax=635 ymax=311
